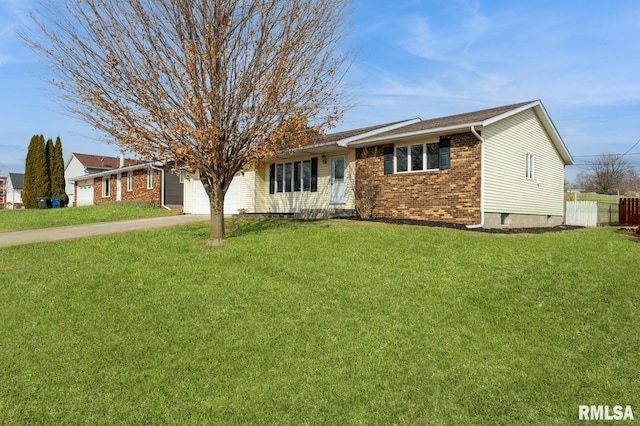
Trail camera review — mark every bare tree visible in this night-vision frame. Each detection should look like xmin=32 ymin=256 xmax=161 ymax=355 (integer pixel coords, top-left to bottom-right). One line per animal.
xmin=574 ymin=153 xmax=633 ymax=194
xmin=25 ymin=0 xmax=352 ymax=243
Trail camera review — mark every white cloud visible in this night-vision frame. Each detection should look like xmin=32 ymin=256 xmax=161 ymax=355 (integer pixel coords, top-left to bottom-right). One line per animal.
xmin=353 ymin=1 xmax=640 ymax=110
xmin=0 ymin=0 xmax=33 ymax=66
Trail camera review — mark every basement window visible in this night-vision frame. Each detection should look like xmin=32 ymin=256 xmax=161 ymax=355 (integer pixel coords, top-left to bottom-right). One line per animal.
xmin=500 ymin=213 xmax=509 ymax=225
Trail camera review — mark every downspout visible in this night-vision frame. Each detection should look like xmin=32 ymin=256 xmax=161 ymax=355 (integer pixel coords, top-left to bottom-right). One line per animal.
xmin=150 ymin=165 xmax=170 ymax=210
xmin=467 ymin=126 xmax=485 ymax=229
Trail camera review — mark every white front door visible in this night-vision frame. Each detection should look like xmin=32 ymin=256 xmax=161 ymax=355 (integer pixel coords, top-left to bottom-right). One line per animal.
xmin=329 ymin=156 xmax=346 ymax=204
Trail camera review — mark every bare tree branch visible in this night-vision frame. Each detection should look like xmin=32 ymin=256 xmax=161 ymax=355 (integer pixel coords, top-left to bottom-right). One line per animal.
xmin=574 ymin=153 xmax=633 ymax=194
xmin=24 ymin=0 xmax=353 ymax=242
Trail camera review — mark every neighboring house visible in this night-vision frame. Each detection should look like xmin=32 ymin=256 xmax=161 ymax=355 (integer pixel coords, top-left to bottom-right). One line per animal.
xmin=64 ymin=153 xmax=139 ymax=206
xmin=68 ymin=161 xmax=183 ymax=208
xmin=0 ymin=176 xmax=5 ymax=208
xmin=185 ymin=100 xmax=574 ymax=228
xmin=5 ymin=173 xmax=24 ymax=209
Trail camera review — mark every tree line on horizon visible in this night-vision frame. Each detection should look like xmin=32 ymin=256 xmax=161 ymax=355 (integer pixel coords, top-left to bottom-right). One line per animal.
xmin=22 ymin=135 xmax=69 ymax=208
xmin=569 ymin=153 xmax=640 ymax=195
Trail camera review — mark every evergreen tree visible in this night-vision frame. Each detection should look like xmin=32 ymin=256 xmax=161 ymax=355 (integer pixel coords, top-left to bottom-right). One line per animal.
xmin=22 ymin=134 xmax=50 ymax=208
xmin=50 ymin=136 xmax=69 ymax=205
xmin=45 ymin=138 xmax=54 ymax=186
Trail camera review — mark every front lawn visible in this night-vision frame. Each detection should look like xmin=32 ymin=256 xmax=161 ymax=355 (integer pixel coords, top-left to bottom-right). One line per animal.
xmin=0 ymin=220 xmax=638 ymax=424
xmin=0 ymin=202 xmax=174 ymax=232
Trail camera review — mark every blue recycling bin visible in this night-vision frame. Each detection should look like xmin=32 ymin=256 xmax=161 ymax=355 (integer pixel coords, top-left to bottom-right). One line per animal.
xmin=51 ymin=197 xmax=61 ymax=208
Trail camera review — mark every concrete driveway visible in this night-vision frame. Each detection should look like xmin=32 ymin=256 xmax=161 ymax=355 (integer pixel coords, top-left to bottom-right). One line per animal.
xmin=0 ymin=214 xmax=209 ymax=248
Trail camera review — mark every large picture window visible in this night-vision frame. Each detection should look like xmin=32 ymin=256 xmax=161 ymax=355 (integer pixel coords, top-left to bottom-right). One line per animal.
xmin=270 ymin=157 xmax=318 ymax=194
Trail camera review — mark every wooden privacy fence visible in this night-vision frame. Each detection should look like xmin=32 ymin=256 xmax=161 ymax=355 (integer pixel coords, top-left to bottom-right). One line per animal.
xmin=619 ymin=198 xmax=640 ymax=226
xmin=565 ymin=201 xmax=619 ymax=227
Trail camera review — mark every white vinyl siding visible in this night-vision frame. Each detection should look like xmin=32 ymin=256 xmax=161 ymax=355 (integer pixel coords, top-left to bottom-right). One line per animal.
xmin=256 ymin=150 xmax=355 ymax=213
xmin=240 ymin=166 xmax=256 ymax=213
xmin=483 ymin=108 xmax=565 ymax=216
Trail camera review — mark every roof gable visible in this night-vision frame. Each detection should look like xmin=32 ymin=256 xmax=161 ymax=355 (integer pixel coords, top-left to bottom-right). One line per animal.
xmin=8 ymin=173 xmax=24 ymax=189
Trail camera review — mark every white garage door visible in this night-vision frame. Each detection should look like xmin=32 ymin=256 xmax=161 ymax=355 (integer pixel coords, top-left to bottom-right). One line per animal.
xmin=189 ymin=174 xmax=242 ymax=215
xmin=76 ymin=180 xmax=94 ymax=206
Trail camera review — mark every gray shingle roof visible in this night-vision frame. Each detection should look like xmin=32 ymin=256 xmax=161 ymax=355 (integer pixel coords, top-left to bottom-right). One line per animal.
xmin=8 ymin=173 xmax=24 ymax=190
xmin=355 ymin=101 xmax=535 ymax=142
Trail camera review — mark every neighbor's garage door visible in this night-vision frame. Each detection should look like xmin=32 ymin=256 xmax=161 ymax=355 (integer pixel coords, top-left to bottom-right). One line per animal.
xmin=75 ymin=179 xmax=94 ymax=206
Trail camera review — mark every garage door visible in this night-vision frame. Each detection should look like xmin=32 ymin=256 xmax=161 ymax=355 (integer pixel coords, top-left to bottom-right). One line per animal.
xmin=76 ymin=179 xmax=94 ymax=206
xmin=188 ymin=174 xmax=242 ymax=215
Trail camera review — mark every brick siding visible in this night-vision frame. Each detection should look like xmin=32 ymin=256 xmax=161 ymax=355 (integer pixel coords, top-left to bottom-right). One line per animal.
xmin=94 ymin=169 xmax=162 ymax=206
xmin=355 ymin=132 xmax=482 ymax=224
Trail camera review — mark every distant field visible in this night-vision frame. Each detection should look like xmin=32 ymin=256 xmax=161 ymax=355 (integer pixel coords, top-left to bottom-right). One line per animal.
xmin=0 ymin=203 xmax=174 ymax=232
xmin=1 ymin=219 xmax=638 ymax=424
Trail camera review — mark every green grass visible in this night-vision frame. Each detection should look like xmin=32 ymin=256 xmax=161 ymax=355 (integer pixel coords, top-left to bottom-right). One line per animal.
xmin=1 ymin=220 xmax=638 ymax=424
xmin=0 ymin=202 xmax=174 ymax=232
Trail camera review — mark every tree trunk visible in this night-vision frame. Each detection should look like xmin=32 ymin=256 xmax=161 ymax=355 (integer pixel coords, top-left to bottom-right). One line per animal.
xmin=208 ymin=180 xmax=226 ymax=245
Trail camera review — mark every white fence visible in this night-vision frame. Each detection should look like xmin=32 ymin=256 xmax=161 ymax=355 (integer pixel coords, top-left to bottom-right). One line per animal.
xmin=565 ymin=201 xmax=619 ymax=227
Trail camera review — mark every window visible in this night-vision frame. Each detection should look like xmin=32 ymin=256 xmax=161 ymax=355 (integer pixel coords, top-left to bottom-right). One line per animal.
xmin=526 ymin=153 xmax=534 ymax=179
xmin=147 ymin=169 xmax=154 ymax=189
xmin=383 ymin=147 xmax=394 ymax=175
xmin=395 ymin=140 xmax=448 ymax=173
xmin=127 ymin=171 xmax=133 ymax=191
xmin=102 ymin=176 xmax=110 ymax=197
xmin=269 ymin=157 xmax=318 ymax=194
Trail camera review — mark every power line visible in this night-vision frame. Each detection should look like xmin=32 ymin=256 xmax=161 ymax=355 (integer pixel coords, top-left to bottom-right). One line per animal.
xmin=573 ymin=152 xmax=640 ymax=158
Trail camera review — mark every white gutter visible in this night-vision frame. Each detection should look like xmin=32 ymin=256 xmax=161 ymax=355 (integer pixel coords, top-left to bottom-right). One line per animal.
xmin=150 ymin=164 xmax=170 ymax=210
xmin=467 ymin=125 xmax=485 ymax=229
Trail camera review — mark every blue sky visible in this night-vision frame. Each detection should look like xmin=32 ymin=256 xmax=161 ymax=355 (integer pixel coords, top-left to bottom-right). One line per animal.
xmin=2 ymin=0 xmax=640 ymax=181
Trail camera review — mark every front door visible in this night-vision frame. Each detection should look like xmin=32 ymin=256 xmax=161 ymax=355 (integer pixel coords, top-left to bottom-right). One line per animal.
xmin=329 ymin=156 xmax=346 ymax=204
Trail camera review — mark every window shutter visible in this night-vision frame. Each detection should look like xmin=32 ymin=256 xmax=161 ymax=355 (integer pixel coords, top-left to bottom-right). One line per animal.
xmin=269 ymin=164 xmax=275 ymax=194
xmin=439 ymin=137 xmax=451 ymax=170
xmin=293 ymin=162 xmax=301 ymax=191
xmin=311 ymin=157 xmax=318 ymax=192
xmin=383 ymin=146 xmax=394 ymax=175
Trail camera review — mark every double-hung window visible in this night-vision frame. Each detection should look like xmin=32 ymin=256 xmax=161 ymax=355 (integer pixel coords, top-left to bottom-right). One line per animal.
xmin=269 ymin=157 xmax=318 ymax=194
xmin=525 ymin=153 xmax=534 ymax=179
xmin=147 ymin=169 xmax=154 ymax=189
xmin=102 ymin=176 xmax=110 ymax=197
xmin=127 ymin=171 xmax=133 ymax=191
xmin=393 ymin=137 xmax=450 ymax=173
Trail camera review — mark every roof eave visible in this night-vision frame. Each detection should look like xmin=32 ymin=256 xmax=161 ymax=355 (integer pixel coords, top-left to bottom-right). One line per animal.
xmin=347 ymin=122 xmax=484 ymax=147
xmin=68 ymin=162 xmax=162 ymax=182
